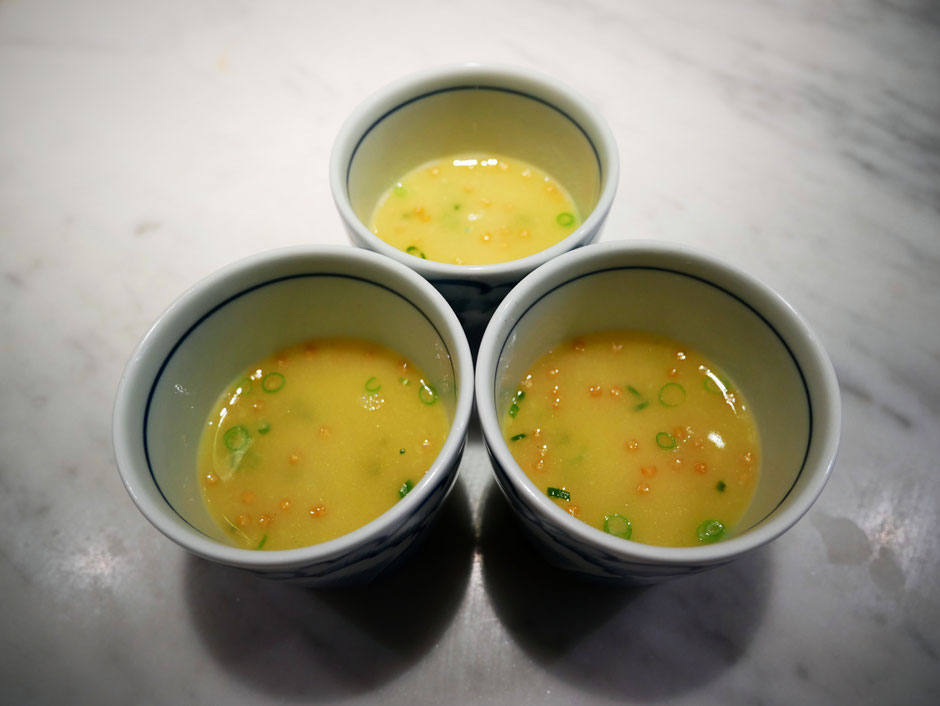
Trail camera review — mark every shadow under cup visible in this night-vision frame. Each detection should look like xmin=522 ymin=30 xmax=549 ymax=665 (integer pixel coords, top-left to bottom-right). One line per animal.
xmin=147 ymin=277 xmax=456 ymax=540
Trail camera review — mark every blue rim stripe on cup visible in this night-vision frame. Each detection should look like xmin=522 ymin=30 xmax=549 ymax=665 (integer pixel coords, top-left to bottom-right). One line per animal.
xmin=345 ymin=85 xmax=604 ymax=192
xmin=492 ymin=264 xmax=814 ymax=534
xmin=143 ymin=272 xmax=458 ymax=534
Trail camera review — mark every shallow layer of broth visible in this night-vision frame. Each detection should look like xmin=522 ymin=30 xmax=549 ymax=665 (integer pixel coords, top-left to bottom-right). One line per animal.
xmin=370 ymin=153 xmax=580 ymax=265
xmin=502 ymin=331 xmax=761 ymax=547
xmin=197 ymin=338 xmax=450 ymax=550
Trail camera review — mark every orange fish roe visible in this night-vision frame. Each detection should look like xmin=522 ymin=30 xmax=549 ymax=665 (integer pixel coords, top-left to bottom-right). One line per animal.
xmin=289 ymin=452 xmax=301 ymax=464
xmin=258 ymin=513 xmax=273 ymax=527
xmin=567 ymin=505 xmax=581 ymax=518
xmin=236 ymin=513 xmax=250 ymax=527
xmin=309 ymin=505 xmax=326 ymax=518
xmin=280 ymin=499 xmax=291 ymax=511
xmin=205 ymin=473 xmax=219 ymax=486
xmin=501 ymin=330 xmax=760 ymax=547
xmin=241 ymin=491 xmax=255 ymax=505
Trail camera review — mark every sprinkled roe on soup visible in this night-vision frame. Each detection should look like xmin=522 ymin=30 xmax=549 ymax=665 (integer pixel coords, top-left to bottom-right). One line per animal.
xmin=502 ymin=331 xmax=761 ymax=547
xmin=197 ymin=338 xmax=450 ymax=550
xmin=370 ymin=153 xmax=580 ymax=265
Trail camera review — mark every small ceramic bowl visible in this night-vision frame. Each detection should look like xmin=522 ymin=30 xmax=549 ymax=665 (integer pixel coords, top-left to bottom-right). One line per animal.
xmin=330 ymin=62 xmax=619 ymax=344
xmin=475 ymin=240 xmax=841 ymax=584
xmin=113 ymin=246 xmax=474 ymax=586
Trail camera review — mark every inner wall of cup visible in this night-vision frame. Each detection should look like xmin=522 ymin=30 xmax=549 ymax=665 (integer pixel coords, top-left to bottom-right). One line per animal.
xmin=493 ymin=267 xmax=812 ymax=535
xmin=346 ymin=87 xmax=602 ymax=229
xmin=144 ymin=274 xmax=458 ymax=541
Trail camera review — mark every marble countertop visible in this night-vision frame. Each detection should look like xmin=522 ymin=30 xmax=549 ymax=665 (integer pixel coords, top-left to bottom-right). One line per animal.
xmin=2 ymin=0 xmax=938 ymax=703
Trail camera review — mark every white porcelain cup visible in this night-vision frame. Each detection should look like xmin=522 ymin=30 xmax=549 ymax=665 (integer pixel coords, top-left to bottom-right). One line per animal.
xmin=113 ymin=246 xmax=474 ymax=586
xmin=475 ymin=240 xmax=841 ymax=583
xmin=330 ymin=63 xmax=619 ymax=346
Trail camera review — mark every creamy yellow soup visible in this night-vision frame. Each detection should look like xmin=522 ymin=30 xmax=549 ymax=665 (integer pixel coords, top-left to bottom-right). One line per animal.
xmin=502 ymin=331 xmax=761 ymax=547
xmin=370 ymin=153 xmax=580 ymax=265
xmin=197 ymin=338 xmax=450 ymax=550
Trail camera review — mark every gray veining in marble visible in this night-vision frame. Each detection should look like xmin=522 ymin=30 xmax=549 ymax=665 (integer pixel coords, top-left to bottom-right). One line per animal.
xmin=1 ymin=0 xmax=938 ymax=704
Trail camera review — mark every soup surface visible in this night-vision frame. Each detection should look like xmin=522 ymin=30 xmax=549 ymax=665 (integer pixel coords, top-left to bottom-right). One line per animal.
xmin=502 ymin=331 xmax=760 ymax=547
xmin=369 ymin=152 xmax=580 ymax=265
xmin=197 ymin=338 xmax=450 ymax=550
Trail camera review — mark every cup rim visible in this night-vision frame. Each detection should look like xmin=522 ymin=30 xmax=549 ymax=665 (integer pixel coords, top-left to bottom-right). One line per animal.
xmin=475 ymin=239 xmax=841 ymax=567
xmin=329 ymin=61 xmax=620 ymax=284
xmin=113 ymin=244 xmax=474 ymax=571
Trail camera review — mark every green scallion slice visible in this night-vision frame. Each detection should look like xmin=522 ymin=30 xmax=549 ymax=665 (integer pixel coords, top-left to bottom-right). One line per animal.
xmin=556 ymin=212 xmax=575 ymax=226
xmin=365 ymin=376 xmax=382 ymax=393
xmin=658 ymin=382 xmax=686 ymax=407
xmin=262 ymin=371 xmax=286 ymax=393
xmin=223 ymin=425 xmax=251 ymax=452
xmin=399 ymin=480 xmax=415 ymax=498
xmin=393 ymin=183 xmax=407 ymax=198
xmin=603 ymin=513 xmax=632 ymax=540
xmin=510 ymin=433 xmax=527 ymax=441
xmin=399 ymin=448 xmax=406 ymax=455
xmin=547 ymin=487 xmax=570 ymax=501
xmin=508 ymin=403 xmax=520 ymax=418
xmin=656 ymin=431 xmax=677 ymax=449
xmin=418 ymin=380 xmax=438 ymax=405
xmin=406 ymin=245 xmax=427 ymax=259
xmin=696 ymin=519 xmax=726 ymax=543
xmin=256 ymin=534 xmax=269 ymax=550
xmin=627 ymin=385 xmax=649 ymax=411
xmin=257 ymin=421 xmax=271 ymax=435
xmin=716 ymin=481 xmax=727 ymax=492
xmin=234 ymin=377 xmax=252 ymax=395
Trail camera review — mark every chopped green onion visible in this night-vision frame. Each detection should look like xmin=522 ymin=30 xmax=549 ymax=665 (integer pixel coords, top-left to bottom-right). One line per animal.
xmin=399 ymin=448 xmax=406 ymax=455
xmin=627 ymin=385 xmax=649 ymax=411
xmin=696 ymin=519 xmax=726 ymax=543
xmin=262 ymin=371 xmax=286 ymax=393
xmin=256 ymin=534 xmax=269 ymax=550
xmin=655 ymin=431 xmax=677 ymax=450
xmin=716 ymin=481 xmax=727 ymax=492
xmin=393 ymin=183 xmax=407 ymax=197
xmin=234 ymin=377 xmax=252 ymax=395
xmin=509 ymin=389 xmax=525 ymax=417
xmin=398 ymin=377 xmax=410 ymax=386
xmin=547 ymin=487 xmax=570 ymax=501
xmin=453 ymin=203 xmax=461 ymax=210
xmin=365 ymin=376 xmax=382 ymax=393
xmin=257 ymin=421 xmax=271 ymax=435
xmin=703 ymin=372 xmax=731 ymax=395
xmin=223 ymin=425 xmax=251 ymax=452
xmin=510 ymin=433 xmax=527 ymax=441
xmin=399 ymin=480 xmax=415 ymax=498
xmin=556 ymin=212 xmax=575 ymax=226
xmin=658 ymin=382 xmax=686 ymax=407
xmin=604 ymin=514 xmax=632 ymax=540
xmin=406 ymin=245 xmax=427 ymax=259
xmin=418 ymin=380 xmax=438 ymax=405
